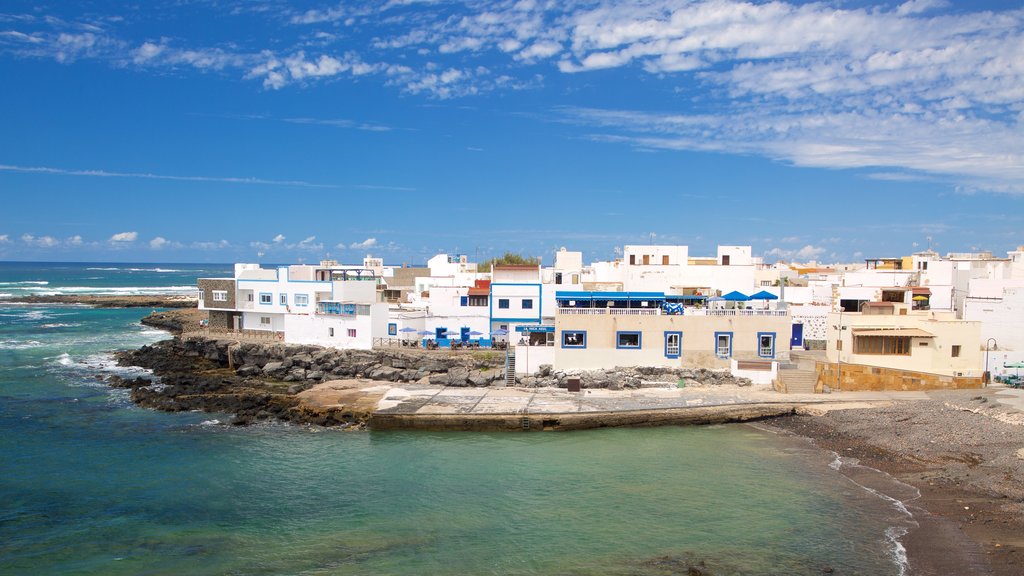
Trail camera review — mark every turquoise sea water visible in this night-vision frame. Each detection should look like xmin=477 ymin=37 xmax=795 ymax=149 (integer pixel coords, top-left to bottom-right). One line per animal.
xmin=1 ymin=264 xmax=910 ymax=575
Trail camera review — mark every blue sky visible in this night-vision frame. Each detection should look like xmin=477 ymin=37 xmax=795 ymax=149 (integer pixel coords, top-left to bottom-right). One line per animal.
xmin=0 ymin=0 xmax=1021 ymax=265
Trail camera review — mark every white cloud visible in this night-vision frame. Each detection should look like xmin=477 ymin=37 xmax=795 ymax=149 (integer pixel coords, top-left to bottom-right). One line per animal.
xmin=273 ymin=234 xmax=285 ymax=243
xmin=765 ymin=244 xmax=827 ymax=261
xmin=349 ymin=237 xmax=377 ymax=249
xmin=149 ymin=236 xmax=170 ymax=249
xmin=109 ymin=231 xmax=137 ymax=242
xmin=67 ymin=235 xmax=83 ymax=246
xmin=192 ymin=240 xmax=231 ymax=250
xmin=21 ymin=233 xmax=59 ymax=248
xmin=0 ymin=234 xmax=9 ymax=243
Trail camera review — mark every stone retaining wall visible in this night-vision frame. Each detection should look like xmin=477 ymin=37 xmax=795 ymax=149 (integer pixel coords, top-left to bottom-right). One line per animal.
xmin=815 ymin=361 xmax=983 ymax=391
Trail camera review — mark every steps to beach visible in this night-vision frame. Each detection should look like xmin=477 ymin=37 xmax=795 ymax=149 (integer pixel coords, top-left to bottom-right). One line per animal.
xmin=505 ymin=351 xmax=516 ymax=387
xmin=779 ymin=368 xmax=819 ymax=394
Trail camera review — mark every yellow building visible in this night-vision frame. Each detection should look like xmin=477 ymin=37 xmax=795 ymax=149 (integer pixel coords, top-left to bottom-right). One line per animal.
xmin=821 ymin=302 xmax=983 ymax=391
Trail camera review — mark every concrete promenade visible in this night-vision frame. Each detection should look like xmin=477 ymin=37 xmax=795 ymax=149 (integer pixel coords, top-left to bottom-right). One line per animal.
xmin=294 ymin=380 xmax=1024 ymax=431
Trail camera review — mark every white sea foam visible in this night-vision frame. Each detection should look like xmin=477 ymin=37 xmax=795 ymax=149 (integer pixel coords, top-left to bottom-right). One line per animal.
xmin=85 ymin=267 xmax=121 ymax=271
xmin=25 ymin=285 xmax=198 ymax=296
xmin=828 ymin=451 xmax=842 ymax=470
xmin=0 ymin=281 xmax=49 ymax=286
xmin=885 ymin=526 xmax=910 ymax=576
xmin=0 ymin=293 xmax=12 ymax=297
xmin=86 ymin=267 xmax=183 ymax=273
xmin=200 ymin=419 xmax=222 ymax=426
xmin=40 ymin=323 xmax=81 ymax=329
xmin=0 ymin=339 xmax=46 ymax=349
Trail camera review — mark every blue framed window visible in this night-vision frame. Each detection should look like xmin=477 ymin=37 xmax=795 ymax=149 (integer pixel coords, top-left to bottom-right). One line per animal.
xmin=757 ymin=332 xmax=776 ymax=358
xmin=498 ymin=299 xmax=510 ymax=309
xmin=259 ymin=292 xmax=272 ymax=305
xmin=664 ymin=331 xmax=682 ymax=359
xmin=279 ymin=293 xmax=287 ymax=305
xmin=714 ymin=331 xmax=733 ymax=358
xmin=561 ymin=330 xmax=587 ymax=348
xmin=388 ymin=323 xmax=397 ymax=336
xmin=295 ymin=294 xmax=309 ymax=306
xmin=522 ymin=298 xmax=533 ymax=309
xmin=616 ymin=331 xmax=642 ymax=349
xmin=460 ymin=296 xmax=468 ymax=306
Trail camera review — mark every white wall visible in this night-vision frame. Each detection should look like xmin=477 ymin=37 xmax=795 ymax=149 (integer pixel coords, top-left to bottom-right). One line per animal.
xmin=242 ymin=311 xmax=285 ymax=332
xmin=964 ymin=287 xmax=1024 ymax=352
xmin=490 ymin=284 xmax=543 ymax=323
xmin=514 ymin=343 xmax=555 ymax=375
xmin=284 ymin=313 xmax=374 ymax=350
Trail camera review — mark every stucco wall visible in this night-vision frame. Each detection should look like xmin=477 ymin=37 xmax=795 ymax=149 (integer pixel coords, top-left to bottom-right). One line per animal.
xmin=553 ymin=313 xmax=792 ymax=371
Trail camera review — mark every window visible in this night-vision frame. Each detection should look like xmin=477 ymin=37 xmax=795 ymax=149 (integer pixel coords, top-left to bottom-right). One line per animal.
xmin=616 ymin=331 xmax=642 ymax=349
xmin=279 ymin=293 xmax=287 ymax=305
xmin=260 ymin=316 xmax=271 ymax=325
xmin=572 ymin=274 xmax=579 ymax=284
xmin=212 ymin=290 xmax=227 ymax=302
xmin=247 ymin=293 xmax=254 ymax=302
xmin=259 ymin=293 xmax=272 ymax=305
xmin=498 ymin=298 xmax=510 ymax=309
xmin=758 ymin=333 xmax=776 ymax=358
xmin=329 ymin=327 xmax=334 ymax=337
xmin=715 ymin=332 xmax=732 ymax=358
xmin=629 ymin=255 xmax=636 ymax=265
xmin=388 ymin=323 xmax=397 ymax=336
xmin=468 ymin=295 xmax=488 ymax=306
xmin=665 ymin=331 xmax=681 ymax=359
xmin=294 ymin=294 xmax=309 ymax=306
xmin=347 ymin=329 xmax=357 ymax=338
xmin=722 ymin=255 xmax=731 ymax=265
xmin=522 ymin=298 xmax=533 ymax=309
xmin=460 ymin=296 xmax=468 ymax=306
xmin=555 ymin=272 xmax=562 ymax=284
xmin=853 ymin=336 xmax=911 ymax=356
xmin=662 ymin=255 xmax=670 ymax=265
xmin=951 ymin=345 xmax=961 ymax=358
xmin=561 ymin=330 xmax=586 ymax=348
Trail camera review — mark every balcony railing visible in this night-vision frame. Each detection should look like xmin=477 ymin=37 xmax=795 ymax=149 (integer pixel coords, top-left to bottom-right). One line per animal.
xmin=557 ymin=308 xmax=661 ymax=316
xmin=689 ymin=309 xmax=789 ymax=317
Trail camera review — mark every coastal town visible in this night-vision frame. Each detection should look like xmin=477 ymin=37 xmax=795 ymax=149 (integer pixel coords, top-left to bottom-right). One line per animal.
xmin=192 ymin=243 xmax=1024 ymax=394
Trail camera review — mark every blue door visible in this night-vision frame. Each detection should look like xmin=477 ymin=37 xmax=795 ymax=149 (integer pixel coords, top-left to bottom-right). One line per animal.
xmin=436 ymin=326 xmax=446 ymax=340
xmin=790 ymin=323 xmax=804 ymax=348
xmin=461 ymin=327 xmax=470 ymax=342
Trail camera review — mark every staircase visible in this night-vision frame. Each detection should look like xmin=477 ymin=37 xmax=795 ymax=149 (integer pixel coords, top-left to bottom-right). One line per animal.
xmin=778 ymin=368 xmax=819 ymax=394
xmin=504 ymin=350 xmax=517 ymax=386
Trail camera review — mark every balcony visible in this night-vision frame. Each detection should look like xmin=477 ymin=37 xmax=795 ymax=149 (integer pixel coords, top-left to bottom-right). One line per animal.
xmin=556 ymin=308 xmax=661 ymax=316
xmin=688 ymin=309 xmax=789 ymax=317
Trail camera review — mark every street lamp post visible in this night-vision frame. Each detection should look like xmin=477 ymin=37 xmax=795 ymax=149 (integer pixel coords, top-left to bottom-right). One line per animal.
xmin=985 ymin=338 xmax=997 ymax=387
xmin=836 ymin=306 xmax=845 ymax=392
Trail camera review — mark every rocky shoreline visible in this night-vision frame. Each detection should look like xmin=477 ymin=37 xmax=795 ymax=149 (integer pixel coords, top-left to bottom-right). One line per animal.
xmin=767 ymin=397 xmax=1024 ymax=576
xmin=113 ymin=336 xmax=758 ymax=428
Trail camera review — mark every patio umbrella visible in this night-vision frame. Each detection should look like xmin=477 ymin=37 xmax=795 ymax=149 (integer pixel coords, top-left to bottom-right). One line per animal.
xmin=469 ymin=331 xmax=484 ymax=336
xmin=722 ymin=291 xmax=750 ymax=301
xmin=749 ymin=290 xmax=778 ymax=300
xmin=399 ymin=327 xmax=418 ymax=333
xmin=491 ymin=328 xmax=509 ymax=336
xmin=912 ymin=295 xmax=929 ymax=301
xmin=417 ymin=330 xmax=434 ymax=336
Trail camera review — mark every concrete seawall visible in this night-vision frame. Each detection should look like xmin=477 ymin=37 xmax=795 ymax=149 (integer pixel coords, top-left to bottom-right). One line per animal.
xmin=370 ymin=403 xmax=800 ymax=432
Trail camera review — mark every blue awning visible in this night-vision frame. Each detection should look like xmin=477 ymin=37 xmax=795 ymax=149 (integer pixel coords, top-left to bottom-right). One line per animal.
xmin=749 ymin=290 xmax=779 ymax=300
xmin=555 ymin=291 xmax=665 ymax=302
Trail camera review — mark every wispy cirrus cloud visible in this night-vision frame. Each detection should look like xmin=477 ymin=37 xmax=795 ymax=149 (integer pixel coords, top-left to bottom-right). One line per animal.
xmin=0 ymin=163 xmax=339 ymax=188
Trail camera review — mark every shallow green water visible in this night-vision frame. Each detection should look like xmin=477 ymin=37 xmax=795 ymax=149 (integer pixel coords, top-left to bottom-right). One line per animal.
xmin=1 ymin=272 xmax=908 ymax=575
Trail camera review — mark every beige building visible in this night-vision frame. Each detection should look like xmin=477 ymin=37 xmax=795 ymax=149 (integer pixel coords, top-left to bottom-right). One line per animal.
xmin=552 ymin=295 xmax=791 ymax=371
xmin=821 ymin=302 xmax=983 ymax=390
